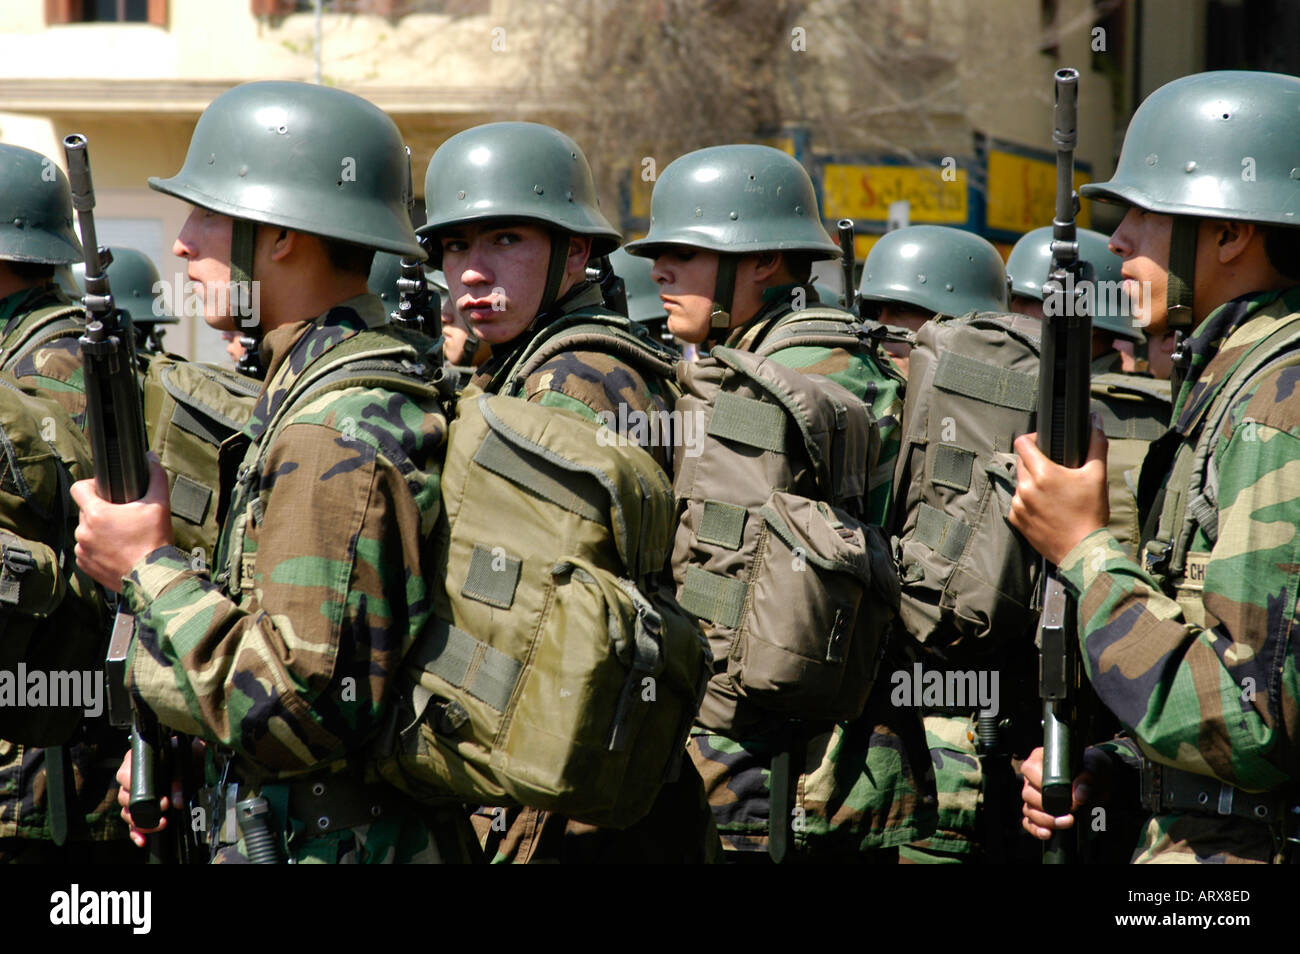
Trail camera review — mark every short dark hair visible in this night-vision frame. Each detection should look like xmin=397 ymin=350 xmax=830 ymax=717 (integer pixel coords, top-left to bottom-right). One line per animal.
xmin=778 ymin=251 xmax=814 ymax=285
xmin=320 ymin=237 xmax=375 ymax=278
xmin=1264 ymin=225 xmax=1300 ymax=282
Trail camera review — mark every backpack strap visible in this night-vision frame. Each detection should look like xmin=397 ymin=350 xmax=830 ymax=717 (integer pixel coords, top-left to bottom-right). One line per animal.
xmin=506 ymin=311 xmax=678 ymax=395
xmin=753 ymin=306 xmax=867 ymax=357
xmin=1152 ymin=317 xmax=1300 ymax=576
xmin=0 ymin=304 xmax=83 ymax=374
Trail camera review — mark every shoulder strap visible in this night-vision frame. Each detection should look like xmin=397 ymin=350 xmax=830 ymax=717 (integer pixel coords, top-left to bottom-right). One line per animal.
xmin=0 ymin=304 xmax=83 ymax=374
xmin=754 ymin=306 xmax=865 ymax=357
xmin=507 ymin=312 xmax=677 ymax=393
xmin=1165 ymin=317 xmax=1300 ymax=565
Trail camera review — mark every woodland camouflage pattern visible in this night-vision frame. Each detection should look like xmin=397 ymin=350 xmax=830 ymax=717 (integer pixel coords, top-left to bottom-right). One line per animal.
xmin=119 ymin=294 xmax=472 ymax=863
xmin=1058 ymin=287 xmax=1300 ymax=864
xmin=467 ymin=282 xmax=718 ymax=863
xmin=687 ymin=284 xmax=935 ymax=858
xmin=0 ymin=286 xmax=87 ymax=430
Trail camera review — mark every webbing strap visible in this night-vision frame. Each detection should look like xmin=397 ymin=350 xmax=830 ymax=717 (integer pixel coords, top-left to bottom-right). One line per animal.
xmin=409 ymin=617 xmax=523 ymax=713
xmin=472 ymin=429 xmax=605 ymax=524
xmin=708 ymin=391 xmax=787 ymax=452
xmin=914 ymin=502 xmax=972 ymax=563
xmin=461 ymin=543 xmax=521 ymax=609
xmin=679 ymin=565 xmax=747 ymax=629
xmin=1092 ymin=400 xmax=1168 ymax=442
xmin=931 ymin=443 xmax=976 ymax=492
xmin=934 ymin=351 xmax=1037 ymax=411
xmin=697 ymin=500 xmax=747 ymax=550
xmin=1165 ymin=216 xmax=1199 ymax=330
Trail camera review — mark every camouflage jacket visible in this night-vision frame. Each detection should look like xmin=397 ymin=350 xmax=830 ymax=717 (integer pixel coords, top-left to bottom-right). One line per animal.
xmin=120 ymin=294 xmax=469 ymax=863
xmin=1059 ymin=286 xmax=1300 ymax=863
xmin=0 ymin=286 xmax=121 ymax=847
xmin=0 ymin=284 xmax=87 ymax=430
xmin=466 ymin=282 xmax=717 ymax=864
xmin=689 ymin=285 xmax=935 ymax=858
xmin=471 ymin=282 xmax=676 ymax=472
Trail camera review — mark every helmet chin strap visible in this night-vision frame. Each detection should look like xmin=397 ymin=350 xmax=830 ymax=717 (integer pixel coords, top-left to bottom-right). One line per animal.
xmin=1166 ymin=215 xmax=1199 ymax=395
xmin=537 ymin=230 xmax=571 ymax=317
xmin=707 ymin=253 xmax=738 ymax=344
xmin=231 ymin=218 xmax=264 ymax=378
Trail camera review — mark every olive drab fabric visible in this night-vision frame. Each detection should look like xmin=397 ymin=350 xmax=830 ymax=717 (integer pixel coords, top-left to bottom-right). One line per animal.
xmin=376 ymin=318 xmax=709 ymax=828
xmin=859 ymin=227 xmax=1008 ymax=319
xmin=148 ymin=82 xmax=424 ymax=258
xmin=418 ymin=122 xmax=621 ymax=261
xmin=889 ymin=311 xmax=1043 ymax=661
xmin=0 ymin=376 xmax=103 ymax=746
xmin=141 ymin=355 xmax=261 ymax=559
xmin=1089 ymin=371 xmax=1171 ymax=560
xmin=672 ymin=307 xmax=895 ymax=734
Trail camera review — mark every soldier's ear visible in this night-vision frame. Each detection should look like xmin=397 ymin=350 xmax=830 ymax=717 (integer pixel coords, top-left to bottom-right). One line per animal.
xmin=566 ymin=235 xmax=592 ymax=273
xmin=1210 ymin=218 xmax=1255 ymax=265
xmin=751 ymin=251 xmax=783 ymax=284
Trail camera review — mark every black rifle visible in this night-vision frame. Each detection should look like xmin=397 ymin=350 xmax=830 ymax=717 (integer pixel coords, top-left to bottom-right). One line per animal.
xmin=838 ymin=219 xmax=858 ymax=315
xmin=392 ymin=237 xmax=441 ymax=337
xmin=64 ymin=134 xmax=185 ymax=864
xmin=588 ymin=254 xmax=628 ymax=318
xmin=1034 ymin=69 xmax=1095 ymax=865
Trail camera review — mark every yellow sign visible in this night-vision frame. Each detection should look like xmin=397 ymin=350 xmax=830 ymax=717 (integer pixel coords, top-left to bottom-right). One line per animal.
xmin=986 ymin=149 xmax=1091 ymax=233
xmin=629 ymin=177 xmax=653 ymax=220
xmin=822 ymin=164 xmax=968 ymax=224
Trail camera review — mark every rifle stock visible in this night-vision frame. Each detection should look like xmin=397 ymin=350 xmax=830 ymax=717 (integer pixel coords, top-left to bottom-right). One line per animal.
xmin=1034 ymin=68 xmax=1094 ymax=864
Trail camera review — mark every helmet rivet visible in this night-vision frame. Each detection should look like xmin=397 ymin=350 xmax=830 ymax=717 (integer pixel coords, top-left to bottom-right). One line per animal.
xmin=945 ymin=283 xmax=954 ymax=292
xmin=12 ymin=218 xmax=21 ymax=228
xmin=1184 ymin=161 xmax=1197 ymax=173
xmin=794 ymin=205 xmax=803 ymax=214
xmin=1290 ymin=169 xmax=1300 ymax=180
xmin=238 ymin=165 xmax=248 ymax=177
xmin=566 ymin=191 xmax=573 ymax=202
xmin=457 ymin=190 xmax=466 ymax=200
xmin=729 ymin=211 xmax=738 ymax=220
xmin=207 ymin=154 xmax=216 ymax=165
xmin=534 ymin=184 xmax=544 ymax=195
xmin=918 ymin=274 xmax=927 ymax=284
xmin=694 ymin=207 xmax=703 ymax=218
xmin=1145 ymin=153 xmax=1158 ymax=166
xmin=277 ymin=125 xmax=287 ymax=134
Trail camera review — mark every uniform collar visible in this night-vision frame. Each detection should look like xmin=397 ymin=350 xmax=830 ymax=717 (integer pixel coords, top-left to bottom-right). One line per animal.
xmin=0 ymin=283 xmax=67 ymax=336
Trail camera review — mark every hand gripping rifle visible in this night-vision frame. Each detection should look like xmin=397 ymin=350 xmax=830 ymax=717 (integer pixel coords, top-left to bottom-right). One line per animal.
xmin=1034 ymin=69 xmax=1095 ymax=865
xmin=64 ymin=134 xmax=182 ymax=863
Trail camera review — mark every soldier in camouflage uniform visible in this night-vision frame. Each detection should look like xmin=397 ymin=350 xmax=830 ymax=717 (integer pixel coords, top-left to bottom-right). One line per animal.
xmin=0 ymin=143 xmax=135 ymax=863
xmin=856 ymin=226 xmax=1026 ymax=863
xmin=418 ymin=121 xmax=716 ymax=863
xmin=73 ymin=81 xmax=479 ymax=863
xmin=1008 ymin=227 xmax=1172 ymax=561
xmin=626 ymin=144 xmax=934 ymax=862
xmin=1015 ymin=70 xmax=1300 ymax=864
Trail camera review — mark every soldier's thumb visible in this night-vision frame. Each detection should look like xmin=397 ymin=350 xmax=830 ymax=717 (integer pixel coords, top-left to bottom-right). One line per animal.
xmin=1086 ymin=412 xmax=1108 ymax=463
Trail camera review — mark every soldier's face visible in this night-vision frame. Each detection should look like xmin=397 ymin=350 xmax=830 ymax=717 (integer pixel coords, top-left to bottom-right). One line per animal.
xmin=439 ymin=222 xmax=586 ymax=346
xmin=1108 ymin=206 xmax=1171 ymax=334
xmin=174 ymin=206 xmax=240 ymax=331
xmin=649 ymin=246 xmax=717 ymax=344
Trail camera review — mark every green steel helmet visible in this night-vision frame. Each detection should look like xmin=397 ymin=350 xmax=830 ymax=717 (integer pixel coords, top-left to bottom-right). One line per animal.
xmin=1079 ymin=70 xmax=1300 ymax=226
xmin=858 ymin=225 xmax=1007 ymax=316
xmin=608 ymin=247 xmax=666 ymax=324
xmin=368 ymin=251 xmax=404 ymax=307
xmin=0 ymin=144 xmax=82 ymax=265
xmin=72 ymin=246 xmax=177 ymax=326
xmin=149 ymin=81 xmax=422 ymax=257
xmin=418 ymin=122 xmax=620 ymax=257
xmin=1006 ymin=226 xmax=1139 ymax=339
xmin=624 ymin=145 xmax=839 ymax=259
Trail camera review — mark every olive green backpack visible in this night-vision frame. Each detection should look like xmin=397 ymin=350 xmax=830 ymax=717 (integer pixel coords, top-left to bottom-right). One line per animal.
xmin=1090 ymin=372 xmax=1171 ymax=560
xmin=375 ymin=317 xmax=712 ymax=829
xmin=142 ymin=354 xmax=262 ymax=561
xmin=889 ymin=311 xmax=1043 ymax=664
xmin=672 ymin=308 xmax=898 ymax=736
xmin=0 ymin=375 xmax=106 ymax=745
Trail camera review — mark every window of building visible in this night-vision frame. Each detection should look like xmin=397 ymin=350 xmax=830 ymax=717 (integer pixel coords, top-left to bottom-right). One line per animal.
xmin=45 ymin=0 xmax=167 ymax=25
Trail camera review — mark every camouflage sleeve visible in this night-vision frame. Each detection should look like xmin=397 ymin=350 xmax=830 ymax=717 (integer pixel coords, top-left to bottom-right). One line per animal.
xmin=121 ymin=389 xmax=444 ymax=773
xmin=10 ymin=338 xmax=88 ymax=433
xmin=521 ymin=349 xmax=673 ymax=471
xmin=1058 ymin=379 xmax=1300 ymax=792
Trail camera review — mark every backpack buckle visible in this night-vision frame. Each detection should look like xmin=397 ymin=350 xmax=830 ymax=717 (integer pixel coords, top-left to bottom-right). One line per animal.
xmin=1143 ymin=539 xmax=1172 ymax=578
